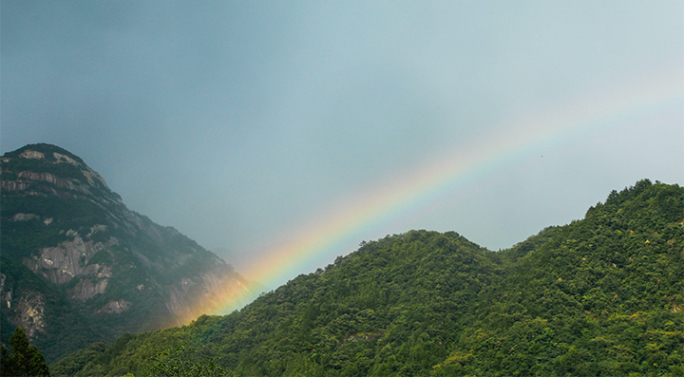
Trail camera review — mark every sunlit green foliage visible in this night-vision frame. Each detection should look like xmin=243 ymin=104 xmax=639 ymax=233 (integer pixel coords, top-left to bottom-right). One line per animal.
xmin=51 ymin=180 xmax=684 ymax=376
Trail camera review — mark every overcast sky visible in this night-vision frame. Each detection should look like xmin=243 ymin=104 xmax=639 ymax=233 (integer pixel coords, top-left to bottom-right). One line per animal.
xmin=2 ymin=1 xmax=682 ymax=289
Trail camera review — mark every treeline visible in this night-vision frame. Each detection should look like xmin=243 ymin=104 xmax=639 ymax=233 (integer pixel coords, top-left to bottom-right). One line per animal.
xmin=51 ymin=180 xmax=683 ymax=376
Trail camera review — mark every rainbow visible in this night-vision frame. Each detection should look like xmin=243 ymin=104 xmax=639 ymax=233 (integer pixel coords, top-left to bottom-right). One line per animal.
xmin=198 ymin=66 xmax=682 ymax=319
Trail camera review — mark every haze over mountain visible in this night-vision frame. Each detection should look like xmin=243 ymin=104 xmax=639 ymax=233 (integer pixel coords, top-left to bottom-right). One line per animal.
xmin=2 ymin=1 xmax=682 ymax=292
xmin=0 ymin=144 xmax=257 ymax=363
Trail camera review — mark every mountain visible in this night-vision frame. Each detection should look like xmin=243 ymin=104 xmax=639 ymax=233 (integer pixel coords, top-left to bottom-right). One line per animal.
xmin=1 ymin=143 xmax=254 ymax=363
xmin=51 ymin=179 xmax=683 ymax=376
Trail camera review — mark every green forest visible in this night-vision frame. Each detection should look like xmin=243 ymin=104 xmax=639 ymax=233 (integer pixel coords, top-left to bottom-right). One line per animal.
xmin=47 ymin=179 xmax=684 ymax=376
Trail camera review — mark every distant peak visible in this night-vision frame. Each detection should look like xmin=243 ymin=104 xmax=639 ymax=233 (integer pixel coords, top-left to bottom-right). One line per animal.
xmin=3 ymin=143 xmax=86 ymax=165
xmin=2 ymin=142 xmax=112 ymax=192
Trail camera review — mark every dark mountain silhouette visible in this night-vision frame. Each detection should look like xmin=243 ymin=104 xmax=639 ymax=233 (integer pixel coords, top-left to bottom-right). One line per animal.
xmin=1 ymin=144 xmax=255 ymax=363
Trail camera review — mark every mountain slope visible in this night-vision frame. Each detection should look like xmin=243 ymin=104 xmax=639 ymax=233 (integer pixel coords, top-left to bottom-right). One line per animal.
xmin=53 ymin=229 xmax=500 ymax=376
xmin=51 ymin=180 xmax=683 ymax=376
xmin=435 ymin=179 xmax=683 ymax=376
xmin=1 ymin=144 xmax=254 ymax=363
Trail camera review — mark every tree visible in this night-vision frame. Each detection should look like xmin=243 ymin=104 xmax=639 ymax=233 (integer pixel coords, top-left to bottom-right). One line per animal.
xmin=0 ymin=327 xmax=50 ymax=377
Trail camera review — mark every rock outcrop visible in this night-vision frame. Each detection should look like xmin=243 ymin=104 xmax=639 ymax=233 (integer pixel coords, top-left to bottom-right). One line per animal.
xmin=98 ymin=300 xmax=131 ymax=314
xmin=14 ymin=292 xmax=46 ymax=338
xmin=1 ymin=143 xmax=254 ymax=363
xmin=22 ymin=233 xmax=108 ymax=284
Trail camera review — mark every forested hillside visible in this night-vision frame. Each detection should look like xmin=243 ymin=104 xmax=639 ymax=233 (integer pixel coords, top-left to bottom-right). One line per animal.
xmin=52 ymin=180 xmax=683 ymax=376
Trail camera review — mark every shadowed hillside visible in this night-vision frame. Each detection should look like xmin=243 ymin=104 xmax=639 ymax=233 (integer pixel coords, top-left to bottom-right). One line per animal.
xmin=1 ymin=144 xmax=255 ymax=363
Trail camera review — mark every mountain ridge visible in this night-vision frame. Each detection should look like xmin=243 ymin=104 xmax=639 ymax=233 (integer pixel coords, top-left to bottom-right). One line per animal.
xmin=50 ymin=179 xmax=683 ymax=376
xmin=1 ymin=143 xmax=256 ymax=363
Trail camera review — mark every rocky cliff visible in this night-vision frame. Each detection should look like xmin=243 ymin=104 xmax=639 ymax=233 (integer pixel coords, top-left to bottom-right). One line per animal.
xmin=1 ymin=143 xmax=253 ymax=363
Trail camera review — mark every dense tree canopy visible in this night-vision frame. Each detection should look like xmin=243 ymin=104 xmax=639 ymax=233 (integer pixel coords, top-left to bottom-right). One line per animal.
xmin=1 ymin=327 xmax=50 ymax=377
xmin=51 ymin=180 xmax=683 ymax=376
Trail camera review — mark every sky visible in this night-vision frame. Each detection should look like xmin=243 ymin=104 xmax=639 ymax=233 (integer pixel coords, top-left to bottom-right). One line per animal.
xmin=2 ymin=0 xmax=683 ymax=293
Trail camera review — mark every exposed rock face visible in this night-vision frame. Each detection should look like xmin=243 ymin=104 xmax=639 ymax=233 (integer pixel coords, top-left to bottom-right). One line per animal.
xmin=2 ymin=148 xmax=121 ymax=205
xmin=19 ymin=150 xmax=45 ymax=160
xmin=73 ymin=278 xmax=109 ymax=300
xmin=52 ymin=152 xmax=78 ymax=166
xmin=0 ymin=274 xmax=11 ymax=309
xmin=1 ymin=179 xmax=31 ymax=192
xmin=17 ymin=171 xmax=83 ymax=191
xmin=11 ymin=213 xmax=40 ymax=222
xmin=98 ymin=299 xmax=131 ymax=314
xmin=1 ymin=143 xmax=254 ymax=363
xmin=22 ymin=233 xmax=107 ymax=284
xmin=14 ymin=292 xmax=46 ymax=338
